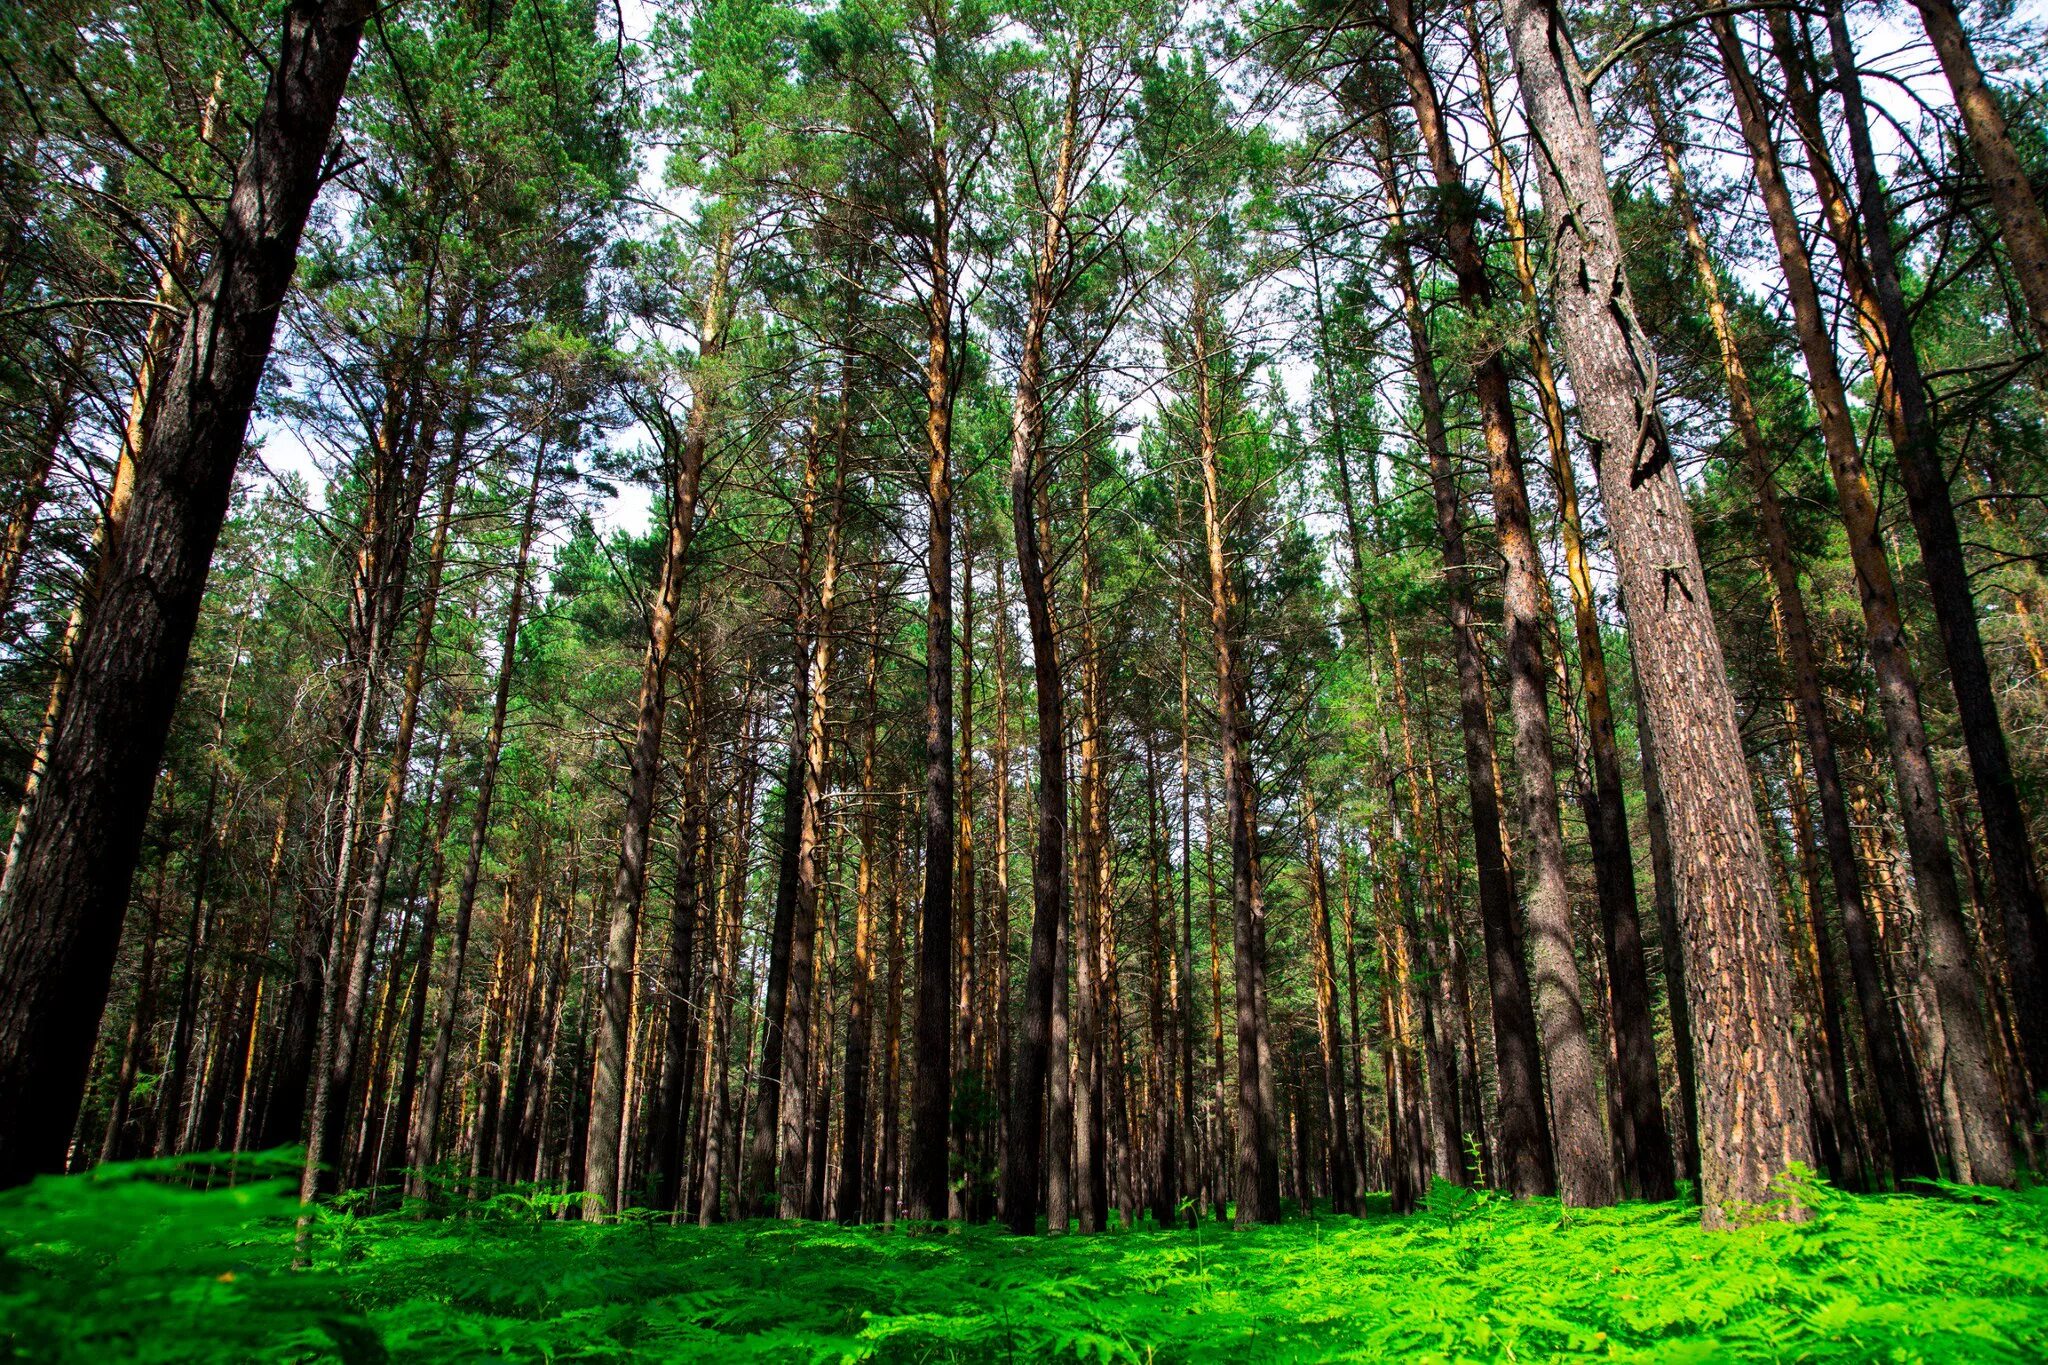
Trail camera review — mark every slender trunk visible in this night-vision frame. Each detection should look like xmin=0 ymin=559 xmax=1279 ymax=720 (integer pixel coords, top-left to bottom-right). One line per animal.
xmin=406 ymin=459 xmax=549 ymax=1199
xmin=1301 ymin=779 xmax=1355 ymax=1212
xmin=908 ymin=147 xmax=958 ymax=1222
xmin=837 ymin=624 xmax=884 ymax=1222
xmin=1908 ymin=0 xmax=2048 ymax=351
xmin=582 ymin=227 xmax=728 ymax=1218
xmin=1367 ymin=119 xmax=1553 ymax=1198
xmin=1717 ymin=17 xmax=2014 ymax=1187
xmin=1002 ymin=75 xmax=1080 ymax=1234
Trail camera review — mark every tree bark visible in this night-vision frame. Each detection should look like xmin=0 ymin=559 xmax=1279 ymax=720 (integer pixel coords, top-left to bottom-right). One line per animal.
xmin=1717 ymin=16 xmax=2014 ymax=1188
xmin=1499 ymin=0 xmax=1814 ymax=1217
xmin=0 ymin=0 xmax=372 ymax=1186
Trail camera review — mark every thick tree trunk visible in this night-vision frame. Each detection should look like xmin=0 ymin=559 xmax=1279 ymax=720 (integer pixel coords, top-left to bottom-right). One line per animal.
xmin=1468 ymin=15 xmax=1671 ymax=1201
xmin=1646 ymin=70 xmax=1937 ymax=1187
xmin=0 ymin=0 xmax=371 ymax=1186
xmin=1499 ymin=0 xmax=1814 ymax=1216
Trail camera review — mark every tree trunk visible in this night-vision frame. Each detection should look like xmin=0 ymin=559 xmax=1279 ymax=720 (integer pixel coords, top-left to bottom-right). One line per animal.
xmin=908 ymin=153 xmax=958 ymax=1222
xmin=1367 ymin=118 xmax=1554 ymax=1199
xmin=1002 ymin=79 xmax=1080 ymax=1233
xmin=1499 ymin=0 xmax=1814 ymax=1217
xmin=0 ymin=0 xmax=372 ymax=1187
xmin=1645 ymin=67 xmax=1937 ymax=1187
xmin=582 ymin=226 xmax=729 ymax=1219
xmin=1908 ymin=0 xmax=2048 ymax=351
xmin=1717 ymin=16 xmax=2014 ymax=1188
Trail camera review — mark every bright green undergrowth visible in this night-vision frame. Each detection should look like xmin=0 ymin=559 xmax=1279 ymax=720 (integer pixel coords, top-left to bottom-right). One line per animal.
xmin=3 ymin=1155 xmax=2045 ymax=1362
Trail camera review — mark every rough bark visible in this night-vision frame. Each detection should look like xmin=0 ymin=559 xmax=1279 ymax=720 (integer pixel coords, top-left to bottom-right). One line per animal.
xmin=0 ymin=0 xmax=372 ymax=1186
xmin=1499 ymin=0 xmax=1814 ymax=1216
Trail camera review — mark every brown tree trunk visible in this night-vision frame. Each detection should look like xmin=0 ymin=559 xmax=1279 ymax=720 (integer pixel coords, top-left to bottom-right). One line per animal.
xmin=407 ymin=447 xmax=547 ymax=1200
xmin=908 ymin=140 xmax=958 ymax=1221
xmin=1499 ymin=0 xmax=1814 ymax=1216
xmin=1645 ymin=68 xmax=1935 ymax=1187
xmin=1717 ymin=17 xmax=2015 ymax=1187
xmin=779 ymin=416 xmax=847 ymax=1218
xmin=837 ymin=622 xmax=885 ymax=1222
xmin=1908 ymin=0 xmax=2048 ymax=351
xmin=1002 ymin=76 xmax=1081 ymax=1234
xmin=1368 ymin=118 xmax=1554 ymax=1199
xmin=1825 ymin=3 xmax=2045 ymax=1147
xmin=582 ymin=227 xmax=728 ymax=1219
xmin=1300 ymin=778 xmax=1355 ymax=1212
xmin=1771 ymin=10 xmax=2048 ymax=1104
xmin=1189 ymin=303 xmax=1280 ymax=1226
xmin=0 ymin=0 xmax=372 ymax=1186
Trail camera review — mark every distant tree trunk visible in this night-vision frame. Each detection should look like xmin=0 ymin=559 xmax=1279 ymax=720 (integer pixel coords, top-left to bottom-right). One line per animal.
xmin=837 ymin=625 xmax=885 ymax=1222
xmin=779 ymin=419 xmax=847 ymax=1219
xmin=1300 ymin=779 xmax=1355 ymax=1213
xmin=908 ymin=146 xmax=958 ymax=1224
xmin=1717 ymin=16 xmax=2015 ymax=1188
xmin=1499 ymin=0 xmax=1815 ymax=1216
xmin=1907 ymin=0 xmax=2048 ymax=351
xmin=583 ymin=226 xmax=728 ymax=1220
xmin=1073 ymin=480 xmax=1105 ymax=1233
xmin=1002 ymin=79 xmax=1080 ymax=1234
xmin=0 ymin=0 xmax=372 ymax=1187
xmin=407 ymin=454 xmax=548 ymax=1200
xmin=1189 ymin=302 xmax=1280 ymax=1227
xmin=1645 ymin=68 xmax=1936 ymax=1188
xmin=646 ymin=664 xmax=707 ymax=1213
xmin=1367 ymin=118 xmax=1553 ymax=1200
xmin=0 ymin=360 xmax=74 ymax=624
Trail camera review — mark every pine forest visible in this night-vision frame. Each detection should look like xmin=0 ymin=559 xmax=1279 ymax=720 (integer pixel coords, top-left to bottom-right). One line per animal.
xmin=2 ymin=0 xmax=2048 ymax=1355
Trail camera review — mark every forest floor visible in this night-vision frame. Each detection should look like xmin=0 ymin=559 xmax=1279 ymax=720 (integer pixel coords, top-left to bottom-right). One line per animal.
xmin=1 ymin=1155 xmax=2045 ymax=1362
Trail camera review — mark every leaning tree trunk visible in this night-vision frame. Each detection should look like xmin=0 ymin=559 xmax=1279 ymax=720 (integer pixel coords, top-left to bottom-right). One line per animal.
xmin=1366 ymin=117 xmax=1554 ymax=1199
xmin=0 ymin=0 xmax=372 ymax=1187
xmin=1469 ymin=10 xmax=1671 ymax=1200
xmin=1498 ymin=0 xmax=1814 ymax=1218
xmin=1717 ymin=16 xmax=2015 ymax=1189
xmin=1908 ymin=0 xmax=2048 ymax=352
xmin=581 ymin=226 xmax=729 ymax=1220
xmin=1645 ymin=67 xmax=1936 ymax=1187
xmin=1386 ymin=0 xmax=1611 ymax=1206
